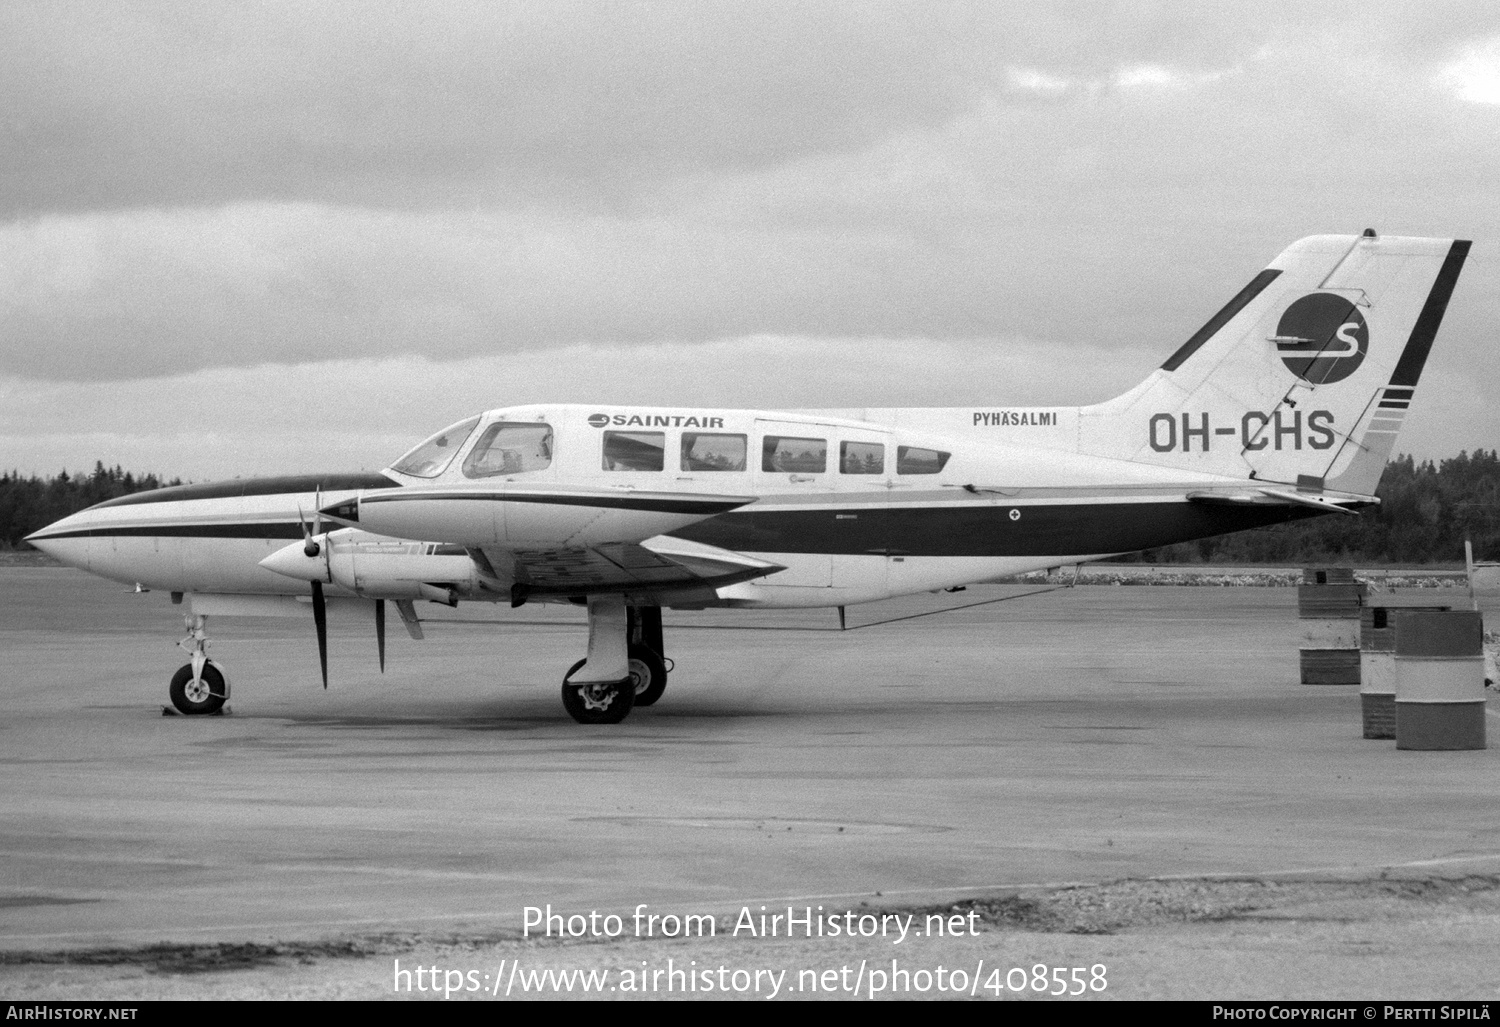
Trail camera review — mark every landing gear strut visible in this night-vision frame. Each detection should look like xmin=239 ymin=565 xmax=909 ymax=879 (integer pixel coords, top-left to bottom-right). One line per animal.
xmin=169 ymin=614 xmax=229 ymax=715
xmin=559 ymin=600 xmax=669 ymax=723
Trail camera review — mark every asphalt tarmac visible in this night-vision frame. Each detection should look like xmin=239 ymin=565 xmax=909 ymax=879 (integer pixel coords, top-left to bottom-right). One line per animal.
xmin=2 ymin=566 xmax=1497 ymax=999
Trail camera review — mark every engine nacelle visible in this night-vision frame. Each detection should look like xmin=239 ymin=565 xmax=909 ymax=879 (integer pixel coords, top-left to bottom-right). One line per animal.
xmin=326 ymin=541 xmax=481 ymax=600
xmin=260 ymin=532 xmax=484 ymax=601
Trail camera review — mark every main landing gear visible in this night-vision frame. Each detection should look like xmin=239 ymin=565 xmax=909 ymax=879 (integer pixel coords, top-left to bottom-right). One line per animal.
xmin=560 ymin=601 xmax=669 ymax=724
xmin=168 ymin=614 xmax=229 ymax=715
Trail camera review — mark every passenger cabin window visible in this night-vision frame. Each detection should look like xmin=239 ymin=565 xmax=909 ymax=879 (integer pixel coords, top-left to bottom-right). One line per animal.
xmin=603 ymin=431 xmax=665 ymax=471
xmin=461 ymin=422 xmax=553 ymax=477
xmin=840 ymin=441 xmax=884 ymax=474
xmin=681 ymin=433 xmax=747 ymax=471
xmin=762 ymin=436 xmax=827 ymax=474
xmin=391 ymin=416 xmax=481 ymax=478
xmin=896 ymin=446 xmax=951 ymax=475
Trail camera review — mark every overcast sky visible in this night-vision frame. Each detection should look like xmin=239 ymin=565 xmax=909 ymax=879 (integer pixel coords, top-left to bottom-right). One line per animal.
xmin=2 ymin=1 xmax=1497 ymax=479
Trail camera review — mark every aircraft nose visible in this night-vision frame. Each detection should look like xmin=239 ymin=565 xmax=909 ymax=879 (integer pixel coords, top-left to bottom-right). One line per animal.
xmin=259 ymin=539 xmax=327 ymax=582
xmin=24 ymin=516 xmax=90 ymax=570
xmin=24 ymin=533 xmax=79 ymax=567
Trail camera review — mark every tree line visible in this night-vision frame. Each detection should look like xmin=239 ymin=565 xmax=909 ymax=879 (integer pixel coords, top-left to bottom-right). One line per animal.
xmin=1 ymin=463 xmax=182 ymax=548
xmin=4 ymin=452 xmax=1500 ymax=565
xmin=1129 ymin=450 xmax=1500 ymax=566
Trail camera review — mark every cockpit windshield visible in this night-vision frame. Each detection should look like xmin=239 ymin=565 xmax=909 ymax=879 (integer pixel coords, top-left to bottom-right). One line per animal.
xmin=389 ymin=416 xmax=481 ymax=478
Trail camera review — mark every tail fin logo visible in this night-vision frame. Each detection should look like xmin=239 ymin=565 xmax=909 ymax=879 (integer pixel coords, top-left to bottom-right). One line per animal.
xmin=1274 ymin=293 xmax=1368 ymax=384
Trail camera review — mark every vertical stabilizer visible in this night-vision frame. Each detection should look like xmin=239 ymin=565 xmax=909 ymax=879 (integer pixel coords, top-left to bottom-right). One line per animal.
xmin=1078 ymin=233 xmax=1470 ymax=495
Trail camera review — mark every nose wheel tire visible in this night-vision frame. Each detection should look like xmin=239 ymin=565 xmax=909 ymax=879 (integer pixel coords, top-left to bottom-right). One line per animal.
xmin=169 ymin=662 xmax=227 ymax=715
xmin=561 ymin=663 xmax=636 ymax=725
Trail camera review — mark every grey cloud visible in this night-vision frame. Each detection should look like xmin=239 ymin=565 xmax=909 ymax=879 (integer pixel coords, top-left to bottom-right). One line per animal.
xmin=0 ymin=204 xmax=1061 ymax=380
xmin=0 ymin=0 xmax=980 ymax=216
xmin=8 ymin=2 xmax=1495 ymax=216
xmin=3 ymin=3 xmax=1498 ymax=400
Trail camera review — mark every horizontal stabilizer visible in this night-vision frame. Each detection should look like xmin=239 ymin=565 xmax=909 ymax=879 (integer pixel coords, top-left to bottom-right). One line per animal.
xmin=1186 ymin=487 xmax=1372 ymax=515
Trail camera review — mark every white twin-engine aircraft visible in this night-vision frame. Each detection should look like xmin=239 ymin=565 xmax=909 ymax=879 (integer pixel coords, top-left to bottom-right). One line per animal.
xmin=28 ymin=232 xmax=1470 ymax=723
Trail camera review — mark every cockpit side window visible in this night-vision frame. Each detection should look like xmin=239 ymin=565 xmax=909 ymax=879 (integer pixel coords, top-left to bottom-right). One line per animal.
xmin=462 ymin=423 xmax=554 ymax=478
xmin=390 ymin=416 xmax=481 ymax=478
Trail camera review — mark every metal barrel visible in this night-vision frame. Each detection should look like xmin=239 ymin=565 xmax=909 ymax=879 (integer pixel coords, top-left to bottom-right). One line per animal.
xmin=1394 ymin=610 xmax=1486 ymax=751
xmin=1297 ymin=569 xmax=1365 ymax=685
xmin=1359 ymin=603 xmax=1450 ymax=739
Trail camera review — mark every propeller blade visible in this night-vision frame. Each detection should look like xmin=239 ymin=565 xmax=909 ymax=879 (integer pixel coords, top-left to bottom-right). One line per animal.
xmin=311 ymin=580 xmax=328 ymax=689
xmin=298 ymin=505 xmax=319 ymax=557
xmin=375 ymin=599 xmax=386 ymax=674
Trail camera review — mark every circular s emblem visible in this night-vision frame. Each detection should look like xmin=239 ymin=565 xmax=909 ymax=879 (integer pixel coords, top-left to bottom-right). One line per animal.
xmin=587 ymin=413 xmax=610 ymax=428
xmin=1275 ymin=293 xmax=1368 ymax=385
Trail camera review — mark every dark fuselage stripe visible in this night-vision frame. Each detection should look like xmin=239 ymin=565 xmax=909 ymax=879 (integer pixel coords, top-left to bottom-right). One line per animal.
xmin=676 ymin=500 xmax=1320 ymax=557
xmin=87 ymin=473 xmax=402 ymax=510
xmin=30 ymin=522 xmax=305 ymax=542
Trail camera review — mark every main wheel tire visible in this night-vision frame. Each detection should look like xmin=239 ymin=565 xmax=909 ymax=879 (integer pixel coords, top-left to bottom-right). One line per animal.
xmin=627 ymin=643 xmax=668 ymax=707
xmin=560 ymin=671 xmax=636 ymax=724
xmin=564 ymin=645 xmax=667 ymax=711
xmin=169 ymin=662 xmax=227 ymax=715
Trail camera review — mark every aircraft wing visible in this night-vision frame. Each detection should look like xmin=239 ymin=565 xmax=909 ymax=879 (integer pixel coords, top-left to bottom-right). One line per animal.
xmin=479 ymin=537 xmax=784 ymax=604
